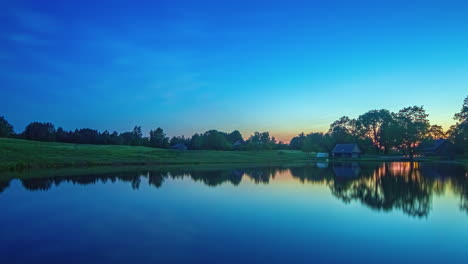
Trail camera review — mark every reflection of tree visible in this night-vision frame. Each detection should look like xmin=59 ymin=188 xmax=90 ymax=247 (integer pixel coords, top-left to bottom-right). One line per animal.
xmin=329 ymin=163 xmax=432 ymax=217
xmin=7 ymin=168 xmax=248 ymax=192
xmin=4 ymin=163 xmax=468 ymax=218
xmin=244 ymin=167 xmax=279 ymax=184
xmin=21 ymin=178 xmax=54 ymax=191
xmin=190 ymin=170 xmax=244 ymax=187
xmin=148 ymin=172 xmax=165 ymax=188
xmin=289 ymin=165 xmax=334 ymax=184
xmin=0 ymin=180 xmax=10 ymax=193
xmin=441 ymin=165 xmax=468 ymax=215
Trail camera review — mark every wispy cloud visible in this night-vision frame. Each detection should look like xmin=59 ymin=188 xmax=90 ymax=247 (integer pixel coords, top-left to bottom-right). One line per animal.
xmin=12 ymin=8 xmax=59 ymax=34
xmin=6 ymin=33 xmax=50 ymax=46
xmin=2 ymin=8 xmax=60 ymax=46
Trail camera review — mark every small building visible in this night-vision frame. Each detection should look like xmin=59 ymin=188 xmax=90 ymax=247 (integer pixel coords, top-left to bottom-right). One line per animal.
xmin=170 ymin=143 xmax=188 ymax=151
xmin=332 ymin=144 xmax=361 ymax=158
xmin=421 ymin=138 xmax=453 ymax=156
xmin=232 ymin=140 xmax=244 ymax=150
xmin=316 ymin=152 xmax=329 ymax=159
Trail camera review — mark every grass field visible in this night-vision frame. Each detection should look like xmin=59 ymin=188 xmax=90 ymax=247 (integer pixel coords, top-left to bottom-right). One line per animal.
xmin=0 ymin=138 xmax=312 ymax=171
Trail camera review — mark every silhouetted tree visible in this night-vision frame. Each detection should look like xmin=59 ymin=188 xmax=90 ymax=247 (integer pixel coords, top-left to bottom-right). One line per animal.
xmin=149 ymin=127 xmax=169 ymax=148
xmin=23 ymin=122 xmax=56 ymax=142
xmin=199 ymin=130 xmax=231 ymax=150
xmin=427 ymin=125 xmax=446 ymax=140
xmin=449 ymin=96 xmax=468 ymax=154
xmin=392 ymin=106 xmax=430 ymax=159
xmin=227 ymin=130 xmax=244 ymax=143
xmin=289 ymin=133 xmax=306 ymax=150
xmin=169 ymin=136 xmax=190 ymax=147
xmin=245 ymin=131 xmax=276 ymax=150
xmin=0 ymin=116 xmax=14 ymax=138
xmin=356 ymin=109 xmax=393 ymax=154
xmin=328 ymin=116 xmax=358 ymax=145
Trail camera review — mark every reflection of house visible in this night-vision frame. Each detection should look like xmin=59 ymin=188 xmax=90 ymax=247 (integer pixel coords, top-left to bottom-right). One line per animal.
xmin=332 ymin=144 xmax=361 ymax=158
xmin=170 ymin=143 xmax=188 ymax=150
xmin=316 ymin=152 xmax=329 ymax=159
xmin=332 ymin=163 xmax=361 ymax=178
xmin=420 ymin=139 xmax=453 ymax=156
xmin=316 ymin=162 xmax=329 ymax=169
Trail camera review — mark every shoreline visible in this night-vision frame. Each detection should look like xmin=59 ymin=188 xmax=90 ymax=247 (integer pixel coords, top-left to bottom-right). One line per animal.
xmin=2 ymin=138 xmax=466 ymax=177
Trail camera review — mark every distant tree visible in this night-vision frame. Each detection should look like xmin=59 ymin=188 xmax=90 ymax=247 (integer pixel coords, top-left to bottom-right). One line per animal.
xmin=289 ymin=133 xmax=306 ymax=150
xmin=149 ymin=127 xmax=169 ymax=148
xmin=190 ymin=133 xmax=203 ymax=150
xmin=227 ymin=130 xmax=244 ymax=143
xmin=169 ymin=136 xmax=190 ymax=147
xmin=133 ymin=126 xmax=141 ymax=137
xmin=109 ymin=131 xmax=123 ymax=145
xmin=0 ymin=116 xmax=14 ymax=137
xmin=200 ymin=130 xmax=231 ymax=150
xmin=100 ymin=130 xmax=111 ymax=144
xmin=245 ymin=132 xmax=276 ymax=150
xmin=302 ymin=133 xmax=326 ymax=153
xmin=23 ymin=122 xmax=56 ymax=142
xmin=120 ymin=132 xmax=135 ymax=145
xmin=328 ymin=116 xmax=358 ymax=147
xmin=55 ymin=127 xmax=72 ymax=143
xmin=73 ymin=128 xmax=101 ymax=144
xmin=119 ymin=126 xmax=145 ymax=146
xmin=427 ymin=125 xmax=446 ymax=139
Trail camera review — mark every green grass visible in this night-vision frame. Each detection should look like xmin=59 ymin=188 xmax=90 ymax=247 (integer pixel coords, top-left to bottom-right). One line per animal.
xmin=0 ymin=138 xmax=312 ymax=172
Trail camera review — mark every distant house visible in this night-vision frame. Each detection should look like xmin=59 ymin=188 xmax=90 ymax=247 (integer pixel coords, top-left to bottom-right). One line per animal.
xmin=170 ymin=143 xmax=188 ymax=151
xmin=332 ymin=144 xmax=361 ymax=158
xmin=421 ymin=139 xmax=453 ymax=156
xmin=232 ymin=140 xmax=244 ymax=150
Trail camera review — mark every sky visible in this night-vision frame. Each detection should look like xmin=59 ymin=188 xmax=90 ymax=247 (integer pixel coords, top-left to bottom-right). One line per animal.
xmin=1 ymin=0 xmax=467 ymax=142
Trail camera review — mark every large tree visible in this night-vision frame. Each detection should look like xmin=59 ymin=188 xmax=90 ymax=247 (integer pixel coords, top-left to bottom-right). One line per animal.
xmin=0 ymin=116 xmax=14 ymax=138
xmin=302 ymin=133 xmax=327 ymax=153
xmin=450 ymin=96 xmax=468 ymax=154
xmin=393 ymin=106 xmax=430 ymax=159
xmin=23 ymin=122 xmax=56 ymax=142
xmin=356 ymin=109 xmax=393 ymax=154
xmin=246 ymin=131 xmax=276 ymax=150
xmin=328 ymin=116 xmax=358 ymax=146
xmin=454 ymin=96 xmax=468 ymax=123
xmin=149 ymin=127 xmax=169 ymax=148
xmin=227 ymin=130 xmax=244 ymax=143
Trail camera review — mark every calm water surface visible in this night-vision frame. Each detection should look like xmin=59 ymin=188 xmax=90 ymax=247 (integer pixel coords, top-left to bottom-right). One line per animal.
xmin=1 ymin=162 xmax=467 ymax=263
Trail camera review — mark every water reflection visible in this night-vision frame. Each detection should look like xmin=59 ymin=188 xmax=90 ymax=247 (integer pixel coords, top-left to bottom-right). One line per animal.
xmin=1 ymin=162 xmax=468 ymax=217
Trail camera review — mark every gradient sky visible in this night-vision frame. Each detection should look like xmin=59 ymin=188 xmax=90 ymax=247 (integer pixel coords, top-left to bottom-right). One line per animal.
xmin=1 ymin=0 xmax=467 ymax=142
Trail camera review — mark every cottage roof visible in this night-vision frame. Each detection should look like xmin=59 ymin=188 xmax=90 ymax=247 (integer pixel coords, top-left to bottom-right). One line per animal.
xmin=423 ymin=138 xmax=447 ymax=152
xmin=170 ymin=143 xmax=188 ymax=150
xmin=332 ymin=144 xmax=361 ymax=153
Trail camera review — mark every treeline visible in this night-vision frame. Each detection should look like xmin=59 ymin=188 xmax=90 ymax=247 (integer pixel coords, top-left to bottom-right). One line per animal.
xmin=0 ymin=118 xmax=285 ymax=150
xmin=1 ymin=95 xmax=467 ymax=154
xmin=289 ymin=96 xmax=468 ymax=156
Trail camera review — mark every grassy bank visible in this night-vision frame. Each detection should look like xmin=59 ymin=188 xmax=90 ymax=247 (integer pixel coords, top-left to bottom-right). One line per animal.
xmin=0 ymin=138 xmax=312 ymax=171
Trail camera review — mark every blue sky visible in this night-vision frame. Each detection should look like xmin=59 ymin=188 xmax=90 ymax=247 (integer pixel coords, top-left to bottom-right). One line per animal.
xmin=1 ymin=0 xmax=467 ymax=141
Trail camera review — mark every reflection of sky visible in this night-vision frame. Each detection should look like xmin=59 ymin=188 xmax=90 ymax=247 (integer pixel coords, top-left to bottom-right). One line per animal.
xmin=1 ymin=1 xmax=468 ymax=142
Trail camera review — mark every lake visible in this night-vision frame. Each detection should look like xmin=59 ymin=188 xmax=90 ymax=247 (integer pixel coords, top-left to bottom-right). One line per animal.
xmin=1 ymin=162 xmax=467 ymax=263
